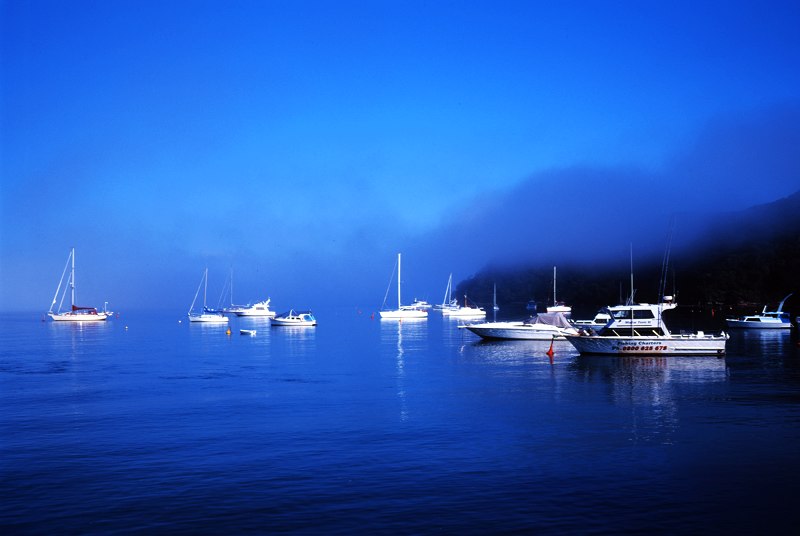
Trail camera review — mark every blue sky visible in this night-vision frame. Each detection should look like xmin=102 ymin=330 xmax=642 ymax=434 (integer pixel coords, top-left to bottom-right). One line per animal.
xmin=2 ymin=0 xmax=800 ymax=313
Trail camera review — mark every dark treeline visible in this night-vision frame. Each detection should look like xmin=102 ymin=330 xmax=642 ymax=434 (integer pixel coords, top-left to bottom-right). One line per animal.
xmin=455 ymin=190 xmax=800 ymax=318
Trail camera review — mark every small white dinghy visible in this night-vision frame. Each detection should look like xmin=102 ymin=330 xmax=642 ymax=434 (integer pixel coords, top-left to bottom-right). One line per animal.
xmin=240 ymin=329 xmax=257 ymax=336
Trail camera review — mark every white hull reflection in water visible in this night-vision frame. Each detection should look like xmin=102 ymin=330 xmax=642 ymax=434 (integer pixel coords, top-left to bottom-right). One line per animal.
xmin=380 ymin=316 xmax=428 ymax=422
xmin=574 ymin=355 xmax=729 ymax=384
xmin=469 ymin=339 xmax=577 ymax=365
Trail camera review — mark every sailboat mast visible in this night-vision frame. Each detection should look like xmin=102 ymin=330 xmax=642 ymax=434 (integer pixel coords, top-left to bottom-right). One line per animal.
xmin=71 ymin=247 xmax=76 ymax=308
xmin=397 ymin=253 xmax=402 ymax=307
xmin=553 ymin=266 xmax=556 ymax=306
xmin=204 ymin=268 xmax=208 ymax=308
xmin=447 ymin=274 xmax=452 ymax=304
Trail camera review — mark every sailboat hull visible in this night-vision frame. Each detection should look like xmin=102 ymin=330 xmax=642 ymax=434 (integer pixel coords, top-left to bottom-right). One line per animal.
xmin=379 ymin=309 xmax=428 ymax=319
xmin=48 ymin=312 xmax=109 ymax=322
xmin=188 ymin=313 xmax=229 ymax=323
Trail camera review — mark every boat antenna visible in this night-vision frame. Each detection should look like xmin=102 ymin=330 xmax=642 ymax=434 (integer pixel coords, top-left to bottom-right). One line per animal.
xmin=657 ymin=217 xmax=676 ymax=327
xmin=659 ymin=218 xmax=675 ymax=303
xmin=628 ymin=243 xmax=634 ymax=337
xmin=627 ymin=243 xmax=634 ymax=306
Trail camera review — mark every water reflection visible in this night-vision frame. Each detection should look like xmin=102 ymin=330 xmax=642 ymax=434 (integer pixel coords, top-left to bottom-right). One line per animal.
xmin=270 ymin=324 xmax=317 ymax=363
xmin=469 ymin=339 xmax=577 ymax=366
xmin=732 ymin=329 xmax=793 ymax=357
xmin=380 ymin=318 xmax=427 ymax=422
xmin=572 ymin=355 xmax=728 ymax=384
xmin=569 ymin=356 xmax=728 ymax=444
xmin=47 ymin=319 xmax=113 ymax=358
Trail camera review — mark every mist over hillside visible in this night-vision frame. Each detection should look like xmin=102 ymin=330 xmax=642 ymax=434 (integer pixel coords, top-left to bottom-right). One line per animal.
xmin=455 ymin=190 xmax=800 ymax=317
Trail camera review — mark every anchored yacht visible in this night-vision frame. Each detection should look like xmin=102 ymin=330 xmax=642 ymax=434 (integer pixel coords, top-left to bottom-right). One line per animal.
xmin=565 ymin=298 xmax=728 ymax=356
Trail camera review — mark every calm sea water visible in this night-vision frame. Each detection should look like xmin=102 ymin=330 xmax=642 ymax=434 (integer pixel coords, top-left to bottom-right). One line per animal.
xmin=2 ymin=309 xmax=799 ymax=534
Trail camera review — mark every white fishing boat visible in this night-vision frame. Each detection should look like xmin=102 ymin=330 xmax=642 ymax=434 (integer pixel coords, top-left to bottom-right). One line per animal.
xmin=444 ymin=295 xmax=486 ymax=318
xmin=565 ymin=299 xmax=728 ymax=356
xmin=379 ymin=253 xmax=428 ymax=319
xmin=725 ymin=293 xmax=793 ymax=329
xmin=546 ymin=266 xmax=572 ymax=316
xmin=235 ymin=299 xmax=276 ymax=317
xmin=188 ymin=269 xmax=229 ymax=323
xmin=461 ymin=312 xmax=577 ymax=340
xmin=271 ymin=309 xmax=317 ymax=326
xmin=47 ymin=248 xmax=110 ymax=322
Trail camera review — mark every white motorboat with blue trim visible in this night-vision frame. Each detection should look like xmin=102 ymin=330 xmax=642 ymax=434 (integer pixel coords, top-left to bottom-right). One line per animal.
xmin=725 ymin=293 xmax=793 ymax=329
xmin=271 ymin=309 xmax=317 ymax=326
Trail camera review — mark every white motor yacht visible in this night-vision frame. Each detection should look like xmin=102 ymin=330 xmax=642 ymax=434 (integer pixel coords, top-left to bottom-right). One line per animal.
xmin=461 ymin=312 xmax=577 ymax=340
xmin=235 ymin=299 xmax=276 ymax=317
xmin=565 ymin=299 xmax=728 ymax=356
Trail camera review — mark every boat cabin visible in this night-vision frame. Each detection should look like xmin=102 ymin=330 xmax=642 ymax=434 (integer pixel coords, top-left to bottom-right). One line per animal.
xmin=595 ymin=302 xmax=676 ymax=337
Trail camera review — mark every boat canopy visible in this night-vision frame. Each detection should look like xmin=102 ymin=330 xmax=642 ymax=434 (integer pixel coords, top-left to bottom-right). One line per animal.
xmin=524 ymin=312 xmax=573 ymax=329
xmin=72 ymin=305 xmax=97 ymax=312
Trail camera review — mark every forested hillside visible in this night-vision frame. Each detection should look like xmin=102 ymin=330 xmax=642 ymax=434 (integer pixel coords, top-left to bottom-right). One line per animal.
xmin=455 ymin=191 xmax=800 ymax=317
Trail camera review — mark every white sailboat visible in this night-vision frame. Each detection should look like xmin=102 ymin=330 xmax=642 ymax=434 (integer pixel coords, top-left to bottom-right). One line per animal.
xmin=218 ymin=268 xmax=249 ymax=314
xmin=379 ymin=253 xmax=428 ymax=319
xmin=48 ymin=248 xmax=110 ymax=322
xmin=445 ymin=295 xmax=486 ymax=318
xmin=188 ymin=269 xmax=229 ymax=323
xmin=546 ymin=266 xmax=572 ymax=316
xmin=434 ymin=273 xmax=459 ymax=313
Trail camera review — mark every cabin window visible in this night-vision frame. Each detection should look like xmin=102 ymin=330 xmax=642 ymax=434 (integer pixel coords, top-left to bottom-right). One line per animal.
xmin=611 ymin=309 xmax=655 ymax=319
